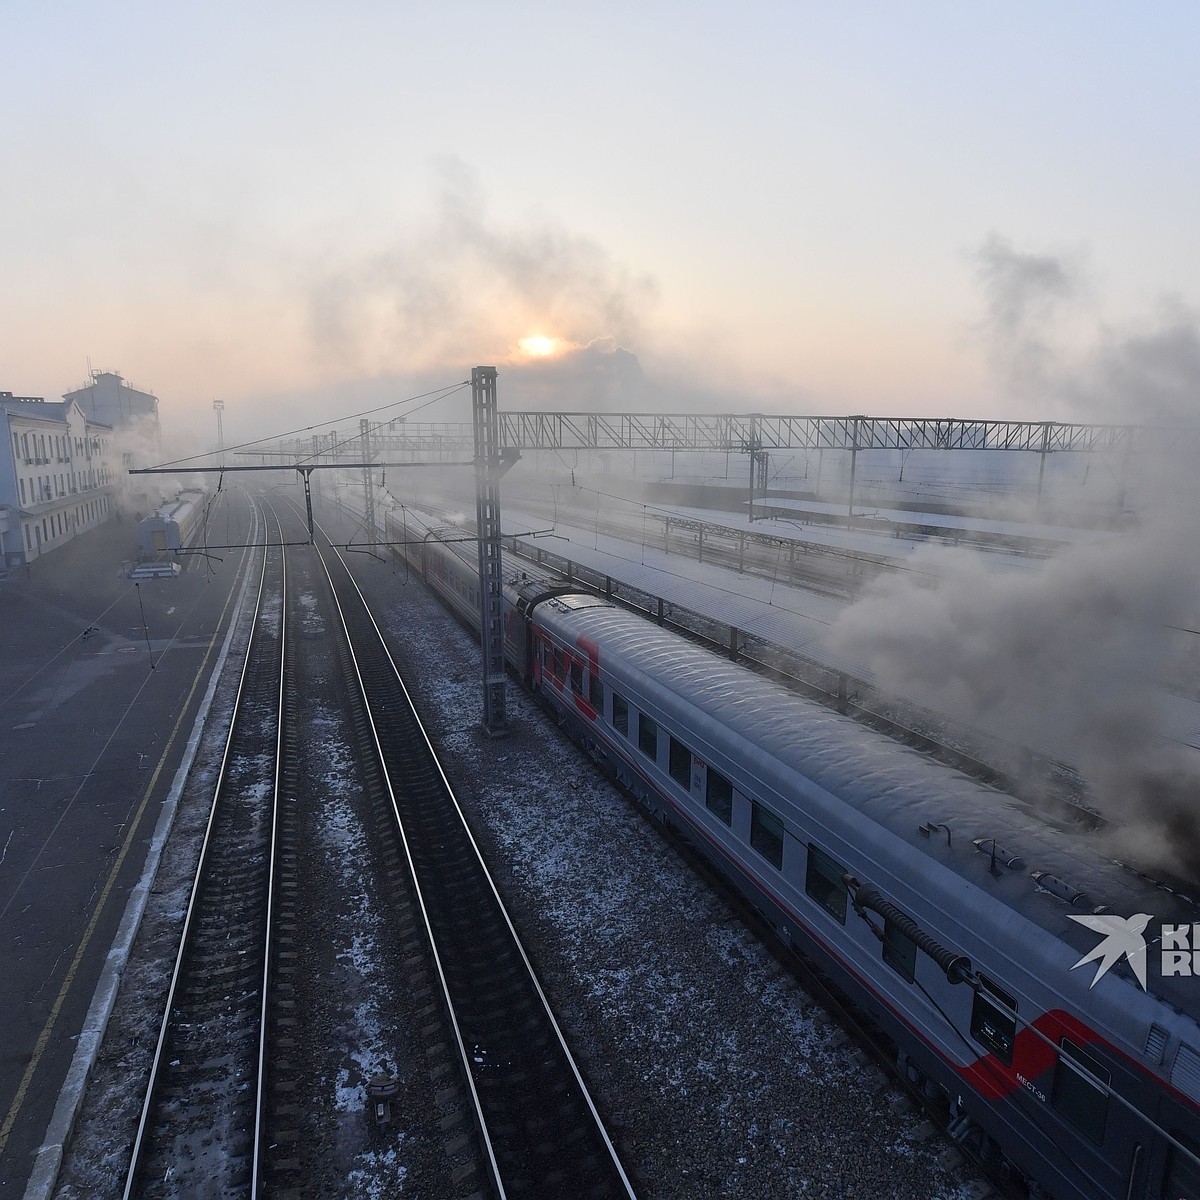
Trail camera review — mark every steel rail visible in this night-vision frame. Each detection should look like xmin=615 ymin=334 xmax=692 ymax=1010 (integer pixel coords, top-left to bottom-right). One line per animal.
xmin=122 ymin=497 xmax=281 ymax=1198
xmin=307 ymin=525 xmax=506 ymax=1198
xmin=250 ymin=499 xmax=291 ymax=1198
xmin=310 ymin=515 xmax=638 ymax=1200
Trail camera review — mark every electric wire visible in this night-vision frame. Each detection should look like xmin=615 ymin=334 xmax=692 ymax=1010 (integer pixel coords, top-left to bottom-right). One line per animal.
xmin=145 ymin=381 xmax=471 ymax=469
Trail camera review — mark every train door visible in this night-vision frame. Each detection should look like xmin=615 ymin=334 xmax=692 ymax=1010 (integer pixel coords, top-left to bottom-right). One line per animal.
xmin=1144 ymin=1092 xmax=1200 ymax=1200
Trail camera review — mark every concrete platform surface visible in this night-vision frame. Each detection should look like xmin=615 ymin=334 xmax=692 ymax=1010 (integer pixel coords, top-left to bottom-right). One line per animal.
xmin=0 ymin=492 xmax=258 ymax=1199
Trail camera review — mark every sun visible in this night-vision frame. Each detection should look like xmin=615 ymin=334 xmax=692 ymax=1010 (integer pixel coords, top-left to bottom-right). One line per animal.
xmin=518 ymin=335 xmax=563 ymax=359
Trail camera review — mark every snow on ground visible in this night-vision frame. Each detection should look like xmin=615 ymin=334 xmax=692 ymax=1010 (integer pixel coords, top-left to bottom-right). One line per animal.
xmin=363 ymin=561 xmax=982 ymax=1200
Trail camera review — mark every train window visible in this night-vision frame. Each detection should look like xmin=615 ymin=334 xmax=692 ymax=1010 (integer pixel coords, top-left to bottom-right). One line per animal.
xmin=612 ymin=692 xmax=629 ymax=737
xmin=1163 ymin=1130 xmax=1200 ymax=1200
xmin=706 ymin=769 xmax=733 ymax=825
xmin=1052 ymin=1039 xmax=1109 ymax=1144
xmin=883 ymin=920 xmax=917 ymax=982
xmin=751 ymin=804 xmax=784 ymax=869
xmin=805 ymin=844 xmax=847 ymax=924
xmin=589 ymin=672 xmax=603 ymax=709
xmin=970 ymin=976 xmax=1016 ymax=1066
xmin=668 ymin=737 xmax=691 ymax=789
xmin=570 ymin=659 xmax=583 ymax=693
xmin=638 ymin=714 xmax=658 ymax=760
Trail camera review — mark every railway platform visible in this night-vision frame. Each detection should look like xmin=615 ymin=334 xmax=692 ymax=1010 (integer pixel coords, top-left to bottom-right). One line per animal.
xmin=0 ymin=496 xmax=255 ymax=1199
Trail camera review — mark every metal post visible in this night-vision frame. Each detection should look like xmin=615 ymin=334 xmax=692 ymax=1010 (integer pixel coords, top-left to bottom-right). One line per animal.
xmin=1036 ymin=421 xmax=1052 ymax=513
xmin=472 ymin=366 xmax=507 ymax=736
xmin=847 ymin=416 xmax=861 ymax=519
xmin=1116 ymin=435 xmax=1132 ymax=517
xmin=212 ymin=399 xmax=225 ymax=464
xmin=748 ymin=449 xmax=768 ymax=523
xmin=360 ymin=418 xmax=376 ymax=551
xmin=302 ymin=468 xmax=314 ymax=542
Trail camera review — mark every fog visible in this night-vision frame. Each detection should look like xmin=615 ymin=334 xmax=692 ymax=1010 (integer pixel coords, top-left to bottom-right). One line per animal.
xmin=36 ymin=206 xmax=1200 ymax=885
xmin=829 ymin=234 xmax=1200 ymax=880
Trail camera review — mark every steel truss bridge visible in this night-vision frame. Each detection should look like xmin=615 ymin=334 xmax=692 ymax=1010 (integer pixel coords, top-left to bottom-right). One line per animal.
xmin=269 ymin=413 xmax=1176 ymax=461
xmin=494 ymin=413 xmax=1144 ymax=454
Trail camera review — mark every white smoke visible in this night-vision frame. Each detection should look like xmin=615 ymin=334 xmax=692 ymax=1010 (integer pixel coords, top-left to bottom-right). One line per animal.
xmin=830 ymin=234 xmax=1200 ymax=878
xmin=304 ymin=159 xmax=658 ymax=380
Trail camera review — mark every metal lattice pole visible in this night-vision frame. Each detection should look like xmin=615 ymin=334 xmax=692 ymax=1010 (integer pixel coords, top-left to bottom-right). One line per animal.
xmin=212 ymin=399 xmax=225 ymax=463
xmin=472 ymin=366 xmax=507 ymax=736
xmin=360 ymin=418 xmax=376 ymax=550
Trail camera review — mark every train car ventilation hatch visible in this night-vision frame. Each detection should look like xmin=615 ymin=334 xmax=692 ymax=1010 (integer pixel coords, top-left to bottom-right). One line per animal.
xmin=973 ymin=838 xmax=1026 ymax=871
xmin=1031 ymin=870 xmax=1107 ymax=913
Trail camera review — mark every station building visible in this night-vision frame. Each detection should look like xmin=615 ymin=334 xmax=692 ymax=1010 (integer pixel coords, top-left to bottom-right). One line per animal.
xmin=0 ymin=392 xmax=120 ymax=567
xmin=63 ymin=370 xmax=163 ymax=513
xmin=62 ymin=370 xmax=161 ymax=451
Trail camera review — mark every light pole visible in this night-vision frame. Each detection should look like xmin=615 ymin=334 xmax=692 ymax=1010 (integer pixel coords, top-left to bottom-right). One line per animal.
xmin=212 ymin=399 xmax=225 ymax=463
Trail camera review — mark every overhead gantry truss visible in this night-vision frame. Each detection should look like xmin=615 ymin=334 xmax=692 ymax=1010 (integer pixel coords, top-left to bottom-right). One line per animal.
xmin=277 ymin=413 xmax=1180 ymax=460
xmin=493 ymin=413 xmax=1148 ymax=454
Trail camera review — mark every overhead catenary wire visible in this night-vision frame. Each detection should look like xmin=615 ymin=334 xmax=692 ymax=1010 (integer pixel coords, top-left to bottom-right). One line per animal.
xmin=146 ymin=380 xmax=471 ymax=470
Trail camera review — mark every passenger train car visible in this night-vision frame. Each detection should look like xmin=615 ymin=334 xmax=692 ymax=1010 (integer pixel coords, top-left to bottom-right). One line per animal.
xmin=390 ymin=510 xmax=1200 ymax=1200
xmin=136 ymin=489 xmax=206 ymax=559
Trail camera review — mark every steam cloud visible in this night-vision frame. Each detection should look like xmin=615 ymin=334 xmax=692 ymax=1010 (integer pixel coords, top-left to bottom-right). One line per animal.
xmin=972 ymin=232 xmax=1081 ymax=400
xmin=831 ymin=233 xmax=1200 ymax=880
xmin=305 ymin=158 xmax=658 ymax=391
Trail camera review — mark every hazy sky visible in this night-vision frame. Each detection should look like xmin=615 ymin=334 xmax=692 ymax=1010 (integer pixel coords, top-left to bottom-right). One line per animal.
xmin=3 ymin=2 xmax=1198 ymax=445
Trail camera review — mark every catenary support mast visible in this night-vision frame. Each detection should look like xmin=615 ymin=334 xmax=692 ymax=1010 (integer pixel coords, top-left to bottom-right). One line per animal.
xmin=472 ymin=366 xmax=507 ymax=737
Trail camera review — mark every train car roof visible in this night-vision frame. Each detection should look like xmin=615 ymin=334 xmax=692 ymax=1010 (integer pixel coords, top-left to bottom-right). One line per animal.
xmin=533 ymin=595 xmax=1200 ymax=1012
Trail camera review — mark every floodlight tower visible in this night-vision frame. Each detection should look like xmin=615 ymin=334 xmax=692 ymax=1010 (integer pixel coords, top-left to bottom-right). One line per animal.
xmin=213 ymin=399 xmax=225 ymax=463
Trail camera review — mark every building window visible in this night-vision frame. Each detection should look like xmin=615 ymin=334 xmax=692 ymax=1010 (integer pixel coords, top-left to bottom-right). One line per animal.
xmin=705 ymin=768 xmax=733 ymax=825
xmin=19 ymin=478 xmax=25 ymax=504
xmin=805 ymin=844 xmax=847 ymax=924
xmin=971 ymin=976 xmax=1017 ymax=1066
xmin=1052 ymin=1039 xmax=1109 ymax=1143
xmin=612 ymin=692 xmax=628 ymax=737
xmin=668 ymin=737 xmax=691 ymax=790
xmin=751 ymin=803 xmax=785 ymax=868
xmin=637 ymin=713 xmax=658 ymax=760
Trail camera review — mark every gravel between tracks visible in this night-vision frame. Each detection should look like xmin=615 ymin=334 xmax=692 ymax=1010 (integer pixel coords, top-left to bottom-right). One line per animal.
xmin=358 ymin=555 xmax=981 ymax=1200
xmin=52 ymin=524 xmax=984 ymax=1199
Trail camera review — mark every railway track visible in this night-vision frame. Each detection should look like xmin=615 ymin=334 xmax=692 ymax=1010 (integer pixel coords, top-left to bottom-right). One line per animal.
xmin=124 ymin=493 xmax=635 ymax=1197
xmin=314 ymin=522 xmax=637 ymax=1199
xmin=124 ymin=500 xmax=283 ymax=1198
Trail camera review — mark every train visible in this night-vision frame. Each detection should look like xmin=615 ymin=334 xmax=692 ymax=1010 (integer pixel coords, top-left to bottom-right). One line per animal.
xmin=389 ymin=509 xmax=1200 ymax=1200
xmin=136 ymin=489 xmax=206 ymax=560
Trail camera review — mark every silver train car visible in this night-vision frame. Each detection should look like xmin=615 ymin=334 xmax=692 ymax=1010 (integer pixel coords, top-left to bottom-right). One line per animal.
xmin=137 ymin=490 xmax=206 ymax=559
xmin=391 ymin=512 xmax=1200 ymax=1200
